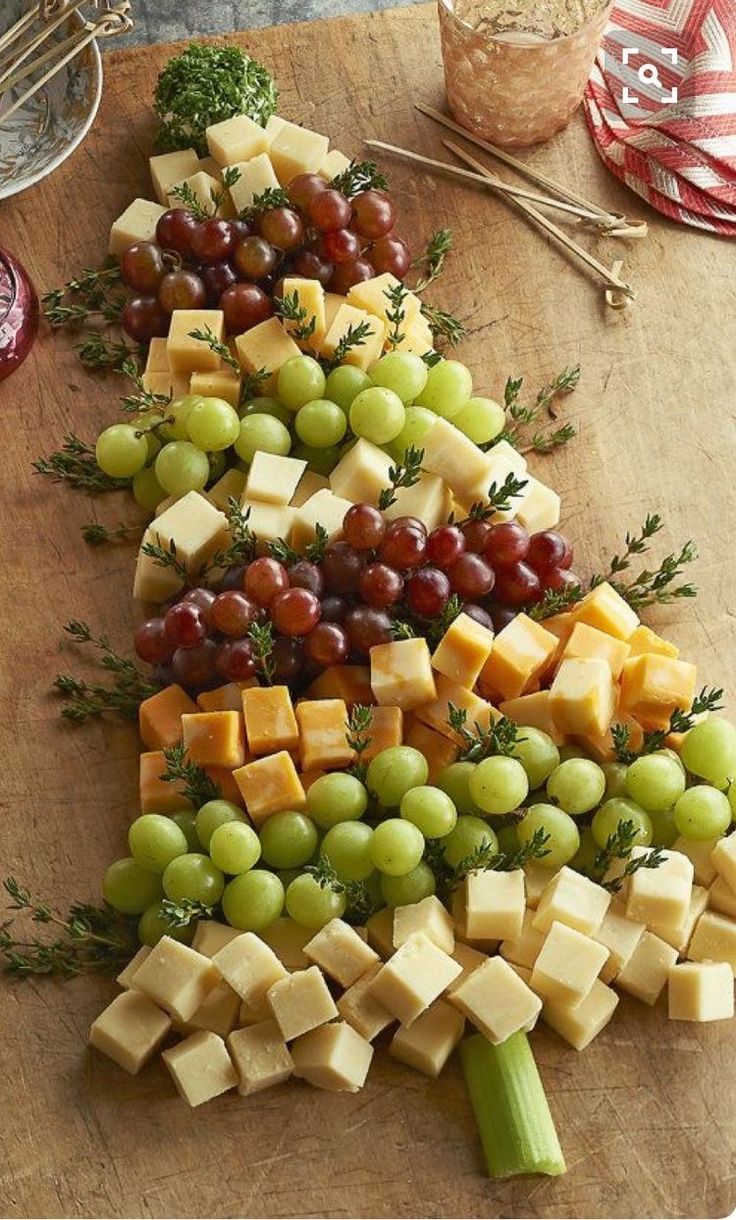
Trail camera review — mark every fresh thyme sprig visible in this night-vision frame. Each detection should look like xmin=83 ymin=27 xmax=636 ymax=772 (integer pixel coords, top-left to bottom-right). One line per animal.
xmin=274 ymin=291 xmax=317 ymax=343
xmin=53 ymin=621 xmax=161 ymax=723
xmin=81 ymin=522 xmax=143 ymax=547
xmin=222 ymin=165 xmax=242 ymax=189
xmin=384 ymin=281 xmax=408 ymax=349
xmin=33 ymin=434 xmax=129 ymax=493
xmin=305 ymin=857 xmax=377 ymax=923
xmin=247 ymin=620 xmax=276 ymax=684
xmin=596 ymin=519 xmax=698 ymax=609
xmin=305 ymin=524 xmax=330 ymax=564
xmin=241 ymin=186 xmax=290 ymax=220
xmin=188 ymin=325 xmax=240 ymax=372
xmin=591 ymin=819 xmax=666 ymax=891
xmin=169 ymin=180 xmax=217 ymax=220
xmin=495 ymin=365 xmax=580 ymax=454
xmin=413 ymin=228 xmax=453 ymax=292
xmin=463 ymin=472 xmax=529 ymax=522
xmin=75 ymin=332 xmax=139 ymax=372
xmin=119 ymin=357 xmax=174 ymax=415
xmin=161 ymin=743 xmax=221 ymax=807
xmin=346 ymin=705 xmax=373 ymax=780
xmin=377 ymin=445 xmax=424 ymax=510
xmin=390 ymin=617 xmax=418 ymax=640
xmin=205 ymin=499 xmax=257 ymax=573
xmin=421 ymin=349 xmax=442 ymax=368
xmin=240 ymin=368 xmax=269 ymax=405
xmin=419 ymin=301 xmax=466 ymax=347
xmin=528 ymin=584 xmax=584 ymax=621
xmin=325 ymin=320 xmax=373 ymax=369
xmin=669 ymin=686 xmax=725 ymax=733
xmin=42 ymin=263 xmax=125 ymax=329
xmin=267 ymin=536 xmax=299 ymax=565
xmin=330 ymin=160 xmax=388 ymax=198
xmin=536 ymin=364 xmax=581 ymax=420
xmin=0 ymin=879 xmax=137 ymax=977
xmin=158 ymin=898 xmax=215 ymax=928
xmin=426 ymin=593 xmax=463 ymax=648
xmin=140 ymin=536 xmax=189 ymax=582
xmin=520 ymin=423 xmax=577 ymax=455
xmin=451 ymin=828 xmax=551 ymax=887
xmin=447 ymin=704 xmax=522 ymax=761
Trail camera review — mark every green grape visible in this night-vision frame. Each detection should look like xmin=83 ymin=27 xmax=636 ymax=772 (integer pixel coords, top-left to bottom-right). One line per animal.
xmin=453 ymin=396 xmax=505 ymax=444
xmin=442 ymin=816 xmax=498 ymax=870
xmin=673 ymin=785 xmax=731 ymax=841
xmin=195 ymin=799 xmax=246 ymax=850
xmin=511 ymin=728 xmax=560 ymax=789
xmin=186 ymin=396 xmax=240 ymax=451
xmin=366 ymin=746 xmax=428 ymax=808
xmin=648 ymin=806 xmax=680 ymax=848
xmin=96 ymin=423 xmax=148 ymax=478
xmin=158 ymin=395 xmax=199 ymax=441
xmin=209 ymin=821 xmax=262 ymax=874
xmin=321 ymin=821 xmax=374 ymax=881
xmin=277 ymin=868 xmax=303 ymax=889
xmin=307 ymin=773 xmax=368 ymax=829
xmin=235 ymin=413 xmax=291 ymax=464
xmin=380 ymin=863 xmax=436 ymax=907
xmin=387 ymin=405 xmax=437 ymax=462
xmin=625 ymin=751 xmax=686 ymax=812
xmin=729 ymin=778 xmax=736 ymax=821
xmin=681 ymin=718 xmax=736 ymax=788
xmin=570 ymin=827 xmax=599 ymax=879
xmin=131 ymin=412 xmax=164 ymax=458
xmin=546 ymin=758 xmax=606 ymax=815
xmin=103 ymin=858 xmax=163 ymax=914
xmin=258 ymin=811 xmax=319 ymax=868
xmin=137 ymin=903 xmax=194 ymax=947
xmin=349 ymin=386 xmax=406 ymax=444
xmin=660 ymin=747 xmax=686 ymax=771
xmin=370 ymin=818 xmax=424 ymax=876
xmin=291 ymin=441 xmax=342 ymax=475
xmin=369 ymin=351 xmax=428 ymax=404
xmin=170 ymin=810 xmax=200 ymax=852
xmin=603 ymin=761 xmax=629 ymax=799
xmin=285 ymin=873 xmax=345 ymax=929
xmin=277 ymin=355 xmax=327 ymax=410
xmin=295 ymin=399 xmax=347 ymax=447
xmin=413 ymin=359 xmax=472 ymax=419
xmin=240 ymin=396 xmax=292 ymax=426
xmin=495 ymin=822 xmax=520 ymax=856
xmin=469 ymin=756 xmax=529 ymax=815
xmin=163 ymin=853 xmax=225 ymax=905
xmin=400 ymin=785 xmax=457 ymax=838
xmin=132 ymin=464 xmax=167 ymax=512
xmin=324 ymin=365 xmax=371 ymax=411
xmin=128 ymin=813 xmax=188 ymax=874
xmin=223 ymin=870 xmax=285 ymax=931
xmin=436 ymin=761 xmax=483 ymax=816
xmin=517 ymin=804 xmax=579 ymax=869
xmin=155 ymin=441 xmax=210 ymax=495
xmin=591 ymin=798 xmax=653 ymax=849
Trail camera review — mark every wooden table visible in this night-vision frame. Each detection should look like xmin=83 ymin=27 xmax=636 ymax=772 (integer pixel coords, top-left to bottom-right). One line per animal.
xmin=1 ymin=5 xmax=735 ymax=1217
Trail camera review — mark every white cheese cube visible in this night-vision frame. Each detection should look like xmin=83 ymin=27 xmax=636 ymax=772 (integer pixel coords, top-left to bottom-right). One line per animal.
xmin=234 ymin=316 xmax=302 ymax=392
xmin=245 ymin=452 xmax=307 ymax=506
xmin=368 ymin=932 xmax=461 ymax=1025
xmin=166 ymin=307 xmax=225 ymax=373
xmin=291 ymin=1021 xmax=373 ymax=1092
xmin=206 ymin=114 xmax=269 ymax=166
xmin=383 ymin=472 xmax=450 ymax=531
xmin=524 ymin=861 xmax=553 ymax=909
xmin=268 ymin=119 xmax=329 ymax=184
xmin=389 ymin=998 xmax=465 ymax=1077
xmin=144 ymin=336 xmax=169 ymax=373
xmin=260 ymin=917 xmax=313 ymax=970
xmin=446 ymin=943 xmax=487 ymax=996
xmin=516 ymin=477 xmax=561 ymax=533
xmin=668 ymin=961 xmax=735 ymax=1022
xmin=709 ymin=874 xmax=736 ymax=919
xmin=365 ymin=907 xmax=396 ymax=960
xmin=238 ymin=992 xmax=272 ymax=1027
xmin=265 ymin=114 xmax=287 ymax=143
xmin=465 ymin=869 xmax=525 ymax=942
xmin=593 ymin=899 xmax=645 ymax=983
xmin=192 ymin=920 xmax=243 ymax=958
xmin=280 ymin=276 xmax=327 ymax=351
xmin=500 ymin=909 xmax=545 ymax=969
xmin=213 ymin=932 xmax=288 ymax=1004
xmin=458 ymin=444 xmax=529 ymax=518
xmin=318 ymin=148 xmax=352 ymax=180
xmin=393 ymin=895 xmax=455 ymax=955
xmin=227 ymin=1018 xmax=294 ymax=1094
xmin=188 ymin=979 xmax=241 ymax=1038
xmin=347 ymin=274 xmax=422 ymax=329
xmin=625 ymin=849 xmax=693 ymax=928
xmin=290 ymin=488 xmax=352 ymax=552
xmin=116 ymin=945 xmax=152 ymax=990
xmin=543 ymin=977 xmax=619 ymax=1050
xmin=167 ymin=170 xmax=223 ymax=216
xmin=688 ymin=910 xmax=736 ymax=973
xmin=267 ymin=965 xmax=338 ymax=1040
xmin=304 ymin=918 xmax=379 ymax=988
xmin=227 ymin=151 xmax=280 ymax=212
xmin=370 ymin=638 xmax=436 ymax=711
xmin=321 ymin=304 xmax=384 ymax=370
xmin=150 ymin=148 xmax=199 ymax=204
xmin=190 ymin=365 xmax=241 ymax=408
xmin=421 ymin=417 xmax=493 ymax=496
xmin=162 ymin=1030 xmax=238 ymax=1106
xmin=711 ymin=833 xmax=736 ymax=893
xmin=616 ymin=930 xmax=678 ymax=1004
xmin=133 ymin=527 xmax=186 ymax=603
xmin=290 ymin=469 xmax=329 ymax=508
xmin=530 ymin=921 xmax=609 ymax=1005
xmin=109 ymin=198 xmax=166 ymax=257
xmin=650 ymin=884 xmax=708 ymax=953
xmin=133 ymin=936 xmax=221 ymax=1022
xmin=146 ymin=490 xmax=229 ymax=572
xmin=329 ymin=438 xmax=393 ymax=505
xmin=337 ymin=963 xmax=395 ymax=1041
xmin=206 ymin=468 xmax=247 ymax=511
xmin=532 ymin=866 xmax=611 ymax=937
xmin=447 ymin=955 xmax=542 ymax=1043
xmin=240 ymin=500 xmax=295 ymax=550
xmin=673 ymin=835 xmax=720 ymax=887
xmin=431 ymin=612 xmax=495 ymax=691
xmin=89 ymin=990 xmax=170 ymax=1074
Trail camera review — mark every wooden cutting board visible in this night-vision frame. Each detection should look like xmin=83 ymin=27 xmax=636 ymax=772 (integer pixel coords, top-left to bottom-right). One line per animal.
xmin=1 ymin=5 xmax=735 ymax=1217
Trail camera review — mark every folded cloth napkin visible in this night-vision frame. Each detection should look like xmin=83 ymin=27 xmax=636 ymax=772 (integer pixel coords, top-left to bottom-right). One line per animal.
xmin=583 ymin=0 xmax=736 ymax=234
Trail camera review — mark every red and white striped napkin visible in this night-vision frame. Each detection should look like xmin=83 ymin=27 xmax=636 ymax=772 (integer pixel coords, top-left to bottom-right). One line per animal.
xmin=583 ymin=0 xmax=736 ymax=234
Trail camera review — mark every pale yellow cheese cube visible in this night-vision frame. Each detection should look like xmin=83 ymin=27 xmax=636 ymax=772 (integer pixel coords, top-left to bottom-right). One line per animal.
xmin=213 ymin=932 xmax=288 ymax=1004
xmin=543 ymin=977 xmax=619 ymax=1050
xmin=516 ymin=477 xmax=561 ymax=534
xmin=227 ymin=1019 xmax=294 ymax=1094
xmin=238 ymin=991 xmax=272 ymax=1027
xmin=365 ymin=907 xmax=396 ymax=960
xmin=368 ymin=932 xmax=462 ymax=1025
xmin=133 ymin=530 xmax=186 ymax=602
xmin=383 ymin=472 xmax=450 ymax=532
xmin=688 ymin=910 xmax=736 ymax=973
xmin=465 ymin=869 xmax=525 ymax=941
xmin=290 ymin=488 xmax=352 ymax=552
xmin=393 ymin=895 xmax=455 ymax=955
xmin=167 ymin=309 xmax=225 ymax=373
xmin=391 ymin=313 xmax=434 ymax=357
xmin=281 ymin=276 xmax=327 ymax=351
xmin=532 ymin=866 xmax=611 ymax=937
xmin=206 ymin=114 xmax=269 ymax=166
xmin=619 ymin=653 xmax=698 ymax=732
xmin=329 ymin=437 xmax=393 ymax=505
xmin=291 ymin=1021 xmax=373 ymax=1092
xmin=265 ymin=114 xmax=287 ymax=143
xmin=116 ymin=945 xmax=152 ymax=990
xmin=267 ymin=965 xmax=338 ymax=1040
xmin=650 ymin=884 xmax=708 ymax=954
xmin=561 ymin=621 xmax=631 ymax=680
xmin=347 ymin=273 xmax=421 ymax=330
xmin=145 ymin=490 xmax=229 ymax=573
xmin=150 ymin=148 xmax=199 ymax=204
xmin=617 ymin=929 xmax=678 ymax=1003
xmin=162 ymin=1030 xmax=238 ymax=1106
xmin=89 ymin=990 xmax=170 ymax=1074
xmin=133 ymin=936 xmax=221 ymax=1023
xmin=446 ymin=943 xmax=488 ymax=995
xmin=167 ymin=170 xmax=223 ymax=216
xmin=321 ymin=304 xmax=384 ymax=370
xmin=708 ymin=874 xmax=736 ymax=919
xmin=192 ymin=920 xmax=242 ymax=959
xmin=206 ymin=468 xmax=247 ymax=512
xmin=668 ymin=961 xmax=734 ymax=1022
xmin=304 ymin=918 xmax=379 ymax=988
xmin=144 ymin=336 xmax=169 ymax=373
xmin=190 ymin=366 xmax=241 ymax=408
xmin=228 ymin=151 xmax=280 ymax=212
xmin=711 ymin=833 xmax=736 ymax=894
xmin=673 ymin=835 xmax=720 ymax=887
xmin=458 ymin=443 xmax=530 ymax=518
xmin=389 ymin=998 xmax=465 ymax=1078
xmin=549 ymin=657 xmax=617 ymax=738
xmin=318 ymin=148 xmax=352 ymax=180
xmin=260 ymin=917 xmax=313 ymax=970
xmin=337 ymin=963 xmax=395 ymax=1041
xmin=188 ymin=980 xmax=241 ymax=1038
xmin=141 ymin=369 xmax=191 ymax=399
xmin=523 ymin=861 xmax=554 ymax=908
xmin=323 ymin=291 xmax=348 ymax=333
xmin=593 ymin=899 xmax=645 ymax=983
xmin=448 ymin=955 xmax=542 ymax=1043
xmin=370 ymin=638 xmax=437 ymax=711
xmin=196 ymin=155 xmax=224 ymax=181
xmin=480 ymin=613 xmax=558 ymax=702
xmin=290 ymin=469 xmax=329 ymax=508
xmin=499 ymin=691 xmax=566 ymax=747
xmin=625 ymin=849 xmax=693 ymax=928
xmin=573 ymin=581 xmax=640 ymax=642
xmin=421 ymin=417 xmax=493 ymax=496
xmin=246 ymin=452 xmax=307 ymax=506
xmin=240 ymin=500 xmax=295 ymax=549
xmin=431 ymin=612 xmax=495 ymax=690
xmin=269 ymin=119 xmax=329 ymax=184
xmin=500 ymin=909 xmax=545 ymax=969
xmin=530 ymin=921 xmax=609 ymax=1005
xmin=109 ymin=197 xmax=166 ymax=257
xmin=234 ymin=316 xmax=301 ymax=392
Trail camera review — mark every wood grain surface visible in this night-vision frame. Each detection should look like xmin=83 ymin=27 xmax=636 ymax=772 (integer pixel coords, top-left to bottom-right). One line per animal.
xmin=1 ymin=6 xmax=735 ymax=1218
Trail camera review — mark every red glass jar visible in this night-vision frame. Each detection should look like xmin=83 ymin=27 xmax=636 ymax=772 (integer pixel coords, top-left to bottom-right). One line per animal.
xmin=0 ymin=248 xmax=39 ymax=380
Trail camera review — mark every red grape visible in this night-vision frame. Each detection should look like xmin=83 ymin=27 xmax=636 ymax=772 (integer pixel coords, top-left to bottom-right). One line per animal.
xmin=219 ymin=563 xmax=249 ymax=592
xmin=288 ymin=172 xmax=327 ymax=211
xmin=343 ymin=503 xmax=386 ymax=551
xmin=121 ymin=242 xmax=164 ymax=294
xmin=220 ymin=282 xmax=272 ymax=332
xmin=164 ymin=601 xmax=207 ymax=648
xmin=351 ymin=190 xmax=396 ymax=239
xmin=448 ymin=553 xmax=495 ymax=599
xmin=158 ymin=269 xmax=207 ymax=312
xmin=215 ymin=638 xmax=256 ymax=681
xmin=270 ymin=588 xmax=322 ymax=636
xmin=368 ymin=235 xmax=411 ymax=277
xmin=172 ymin=639 xmax=218 ymax=686
xmin=321 ymin=542 xmax=366 ymax=594
xmin=309 ymin=188 xmax=352 ymax=232
xmin=527 ymin=530 xmax=573 ymax=573
xmin=245 ymin=557 xmax=289 ymax=606
xmin=156 ymin=208 xmax=198 ymax=256
xmin=320 ymin=595 xmax=349 ymax=622
xmin=292 ymin=247 xmax=333 ymax=286
xmin=121 ymin=296 xmax=169 ymax=341
xmin=388 ymin=516 xmax=427 ymax=536
xmin=229 ymin=218 xmax=252 ymax=242
xmin=493 ymin=561 xmax=542 ymax=606
xmin=200 ymin=261 xmax=238 ymax=304
xmin=462 ymin=603 xmax=495 ymax=631
xmin=426 ymin=525 xmax=466 ymax=570
xmin=491 ymin=605 xmax=517 ymax=633
xmin=541 ymin=567 xmax=580 ymax=592
xmin=406 ymin=567 xmax=451 ymax=618
xmin=380 ymin=525 xmax=426 ymax=571
xmin=322 ymin=228 xmax=360 ymax=264
xmin=304 ymin=621 xmax=349 ymax=667
xmin=134 ymin=617 xmax=174 ymax=665
xmin=358 ymin=562 xmax=404 ymax=608
xmin=344 ymin=606 xmax=393 ymax=654
xmin=484 ymin=521 xmax=530 ymax=569
xmin=233 ymin=236 xmax=278 ymax=280
xmin=181 ymin=587 xmax=216 ymax=622
xmin=288 ymin=560 xmax=325 ymax=597
xmin=327 ymin=258 xmax=374 ymax=294
xmin=462 ymin=519 xmax=493 ymax=554
xmin=258 ymin=207 xmax=304 ymax=251
xmin=271 ymin=636 xmax=304 ymax=682
xmin=210 ymin=591 xmax=258 ymax=637
xmin=191 ymin=218 xmax=235 ymax=262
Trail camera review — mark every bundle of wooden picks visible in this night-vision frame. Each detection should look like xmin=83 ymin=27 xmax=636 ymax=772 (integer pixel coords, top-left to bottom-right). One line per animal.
xmin=365 ymin=101 xmax=648 ymax=310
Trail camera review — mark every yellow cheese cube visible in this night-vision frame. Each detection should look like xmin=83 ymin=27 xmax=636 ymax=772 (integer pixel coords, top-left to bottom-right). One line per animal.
xmin=500 ymin=909 xmax=545 ymax=969
xmin=619 ymin=654 xmax=698 ymax=731
xmin=320 ymin=304 xmax=384 ymax=370
xmin=206 ymin=114 xmax=269 ymax=166
xmin=167 ymin=170 xmax=223 ymax=216
xmin=362 ymin=705 xmax=403 ymax=762
xmin=197 ymin=680 xmax=256 ymax=714
xmin=227 ymin=151 xmax=281 ymax=213
xmin=323 ymin=291 xmax=348 ymax=333
xmin=329 ymin=437 xmax=393 ymax=505
xmin=166 ymin=309 xmax=225 ymax=374
xmin=141 ymin=370 xmax=191 ymax=399
xmin=280 ymin=276 xmax=327 ymax=351
xmin=446 ymin=943 xmax=488 ymax=994
xmin=576 ymin=715 xmax=644 ymax=765
xmin=383 ymin=472 xmax=450 ymax=531
xmin=688 ymin=910 xmax=736 ymax=973
xmin=370 ymin=638 xmax=437 ymax=711
xmin=318 ymin=147 xmax=352 ymax=180
xmin=304 ymin=664 xmax=374 ymax=708
xmin=290 ymin=469 xmax=329 ymax=508
xmin=109 ymin=197 xmax=166 ymax=257
xmin=393 ymin=895 xmax=455 ymax=955
xmin=192 ymin=920 xmax=242 ymax=958
xmin=147 ymin=490 xmax=229 ymax=573
xmin=532 ymin=866 xmax=611 ymax=937
xmin=650 ymin=884 xmax=708 ymax=953
xmin=291 ymin=1021 xmax=373 ymax=1092
xmin=296 ymin=698 xmax=353 ymax=772
xmin=593 ymin=899 xmax=645 ymax=982
xmin=573 ymin=581 xmax=640 ymax=642
xmin=133 ymin=529 xmax=186 ymax=603
xmin=391 ymin=313 xmax=434 ymax=357
xmin=458 ymin=443 xmax=529 ymax=518
xmin=627 ymin=624 xmax=680 ymax=659
xmin=389 ymin=998 xmax=465 ymax=1078
xmin=150 ymin=148 xmax=199 ymax=204
xmin=561 ymin=621 xmax=631 ymax=679
xmin=415 ymin=673 xmax=495 ymax=743
xmin=498 ymin=691 xmax=567 ymax=747
xmin=116 ymin=945 xmax=152 ymax=990
xmin=196 ymin=155 xmax=224 ymax=181
xmin=242 ymin=686 xmax=298 ymax=756
xmin=269 ymin=119 xmax=329 ymax=184
xmin=543 ymin=977 xmax=619 ymax=1050
xmin=259 ymin=917 xmax=313 ymax=970
xmin=227 ymin=1018 xmax=293 ymax=1094
xmin=368 ymin=932 xmax=461 ymax=1026
xmin=290 ymin=488 xmax=352 ymax=552
xmin=213 ymin=931 xmax=287 ymax=1005
xmin=421 ymin=417 xmax=493 ymax=496
xmin=365 ymin=907 xmax=396 ymax=960
xmin=616 ymin=929 xmax=678 ymax=1003
xmin=480 ymin=614 xmax=558 ymax=702
xmin=162 ymin=1030 xmax=238 ymax=1106
xmin=304 ymin=918 xmax=379 ymax=988
xmin=133 ymin=936 xmax=220 ymax=1022
xmin=530 ymin=922 xmax=609 ymax=1005
xmin=402 ymin=717 xmax=458 ymax=781
xmin=139 ymin=750 xmax=192 ymax=814
xmin=201 ymin=470 xmax=245 ymax=514
xmin=347 ymin=273 xmax=421 ymax=330
xmin=465 ymin=870 xmax=525 ymax=941
xmin=524 ymin=861 xmax=553 ymax=909
xmin=181 ymin=710 xmax=246 ymax=769
xmin=337 ymin=963 xmax=394 ymax=1041
xmin=516 ymin=478 xmax=561 ymax=533
xmin=669 ymin=961 xmax=734 ymax=1022
xmin=190 ymin=365 xmax=241 ymax=407
xmin=432 ymin=612 xmax=495 ymax=690
xmin=234 ymin=316 xmax=301 ymax=393
xmin=710 ymin=833 xmax=736 ymax=893
xmin=267 ymin=965 xmax=338 ymax=1040
xmin=145 ymin=337 xmax=170 ymax=373
xmin=89 ymin=990 xmax=171 ymax=1075
xmin=139 ymin=683 xmax=197 ymax=751
xmin=239 ymin=500 xmax=295 ymax=550
xmin=188 ymin=980 xmax=241 ymax=1039
xmin=708 ymin=874 xmax=736 ymax=919
xmin=550 ymin=657 xmax=617 ymax=738
xmin=233 ymin=750 xmax=306 ymax=824
xmin=625 ymin=849 xmax=694 ymax=928
xmin=245 ymin=452 xmax=307 ymax=506
xmin=448 ymin=956 xmax=542 ymax=1043
xmin=237 ymin=991 xmax=272 ymax=1027
xmin=265 ymin=114 xmax=287 ymax=142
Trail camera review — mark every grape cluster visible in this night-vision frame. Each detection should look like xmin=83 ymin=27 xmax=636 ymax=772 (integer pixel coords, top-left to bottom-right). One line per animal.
xmin=118 ymin=178 xmax=410 ymax=342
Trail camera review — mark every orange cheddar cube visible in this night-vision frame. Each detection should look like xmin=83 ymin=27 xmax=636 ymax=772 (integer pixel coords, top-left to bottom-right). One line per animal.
xmin=431 ymin=612 xmax=495 ymax=690
xmin=403 ymin=718 xmax=458 ymax=782
xmin=627 ymin=624 xmax=679 ymax=659
xmin=196 ymin=680 xmax=258 ymax=713
xmin=479 ymin=614 xmax=558 ymax=702
xmin=295 ymin=699 xmax=354 ymax=772
xmin=561 ymin=622 xmax=631 ymax=680
xmin=498 ymin=690 xmax=567 ymax=746
xmin=139 ymin=684 xmax=197 ymax=751
xmin=619 ymin=654 xmax=697 ymax=731
xmin=181 ymin=711 xmax=246 ymax=769
xmin=362 ymin=706 xmax=403 ymax=762
xmin=415 ymin=673 xmax=496 ymax=744
xmin=242 ymin=686 xmax=299 ymax=755
xmin=577 ymin=716 xmax=644 ymax=764
xmin=232 ymin=751 xmax=306 ymax=825
xmin=140 ymin=751 xmax=192 ymax=814
xmin=550 ymin=658 xmax=617 ymax=738
xmin=206 ymin=765 xmax=246 ymax=807
xmin=572 ymin=581 xmax=639 ymax=642
xmin=370 ymin=638 xmax=437 ymax=710
xmin=303 ymin=665 xmax=375 ymax=708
